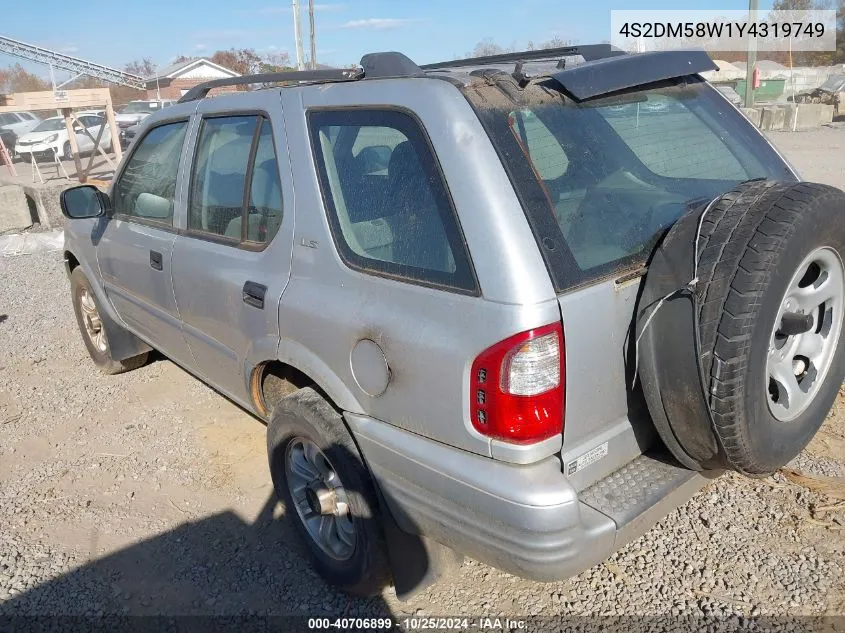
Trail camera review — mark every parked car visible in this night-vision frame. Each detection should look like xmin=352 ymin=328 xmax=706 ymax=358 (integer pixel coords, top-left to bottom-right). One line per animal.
xmin=114 ymin=100 xmax=175 ymax=130
xmin=0 ymin=126 xmax=16 ymax=158
xmin=16 ymin=114 xmax=113 ymax=162
xmin=118 ymin=121 xmax=141 ymax=150
xmin=790 ymin=74 xmax=845 ymax=118
xmin=0 ymin=111 xmax=40 ymax=136
xmin=59 ymin=47 xmax=845 ymax=598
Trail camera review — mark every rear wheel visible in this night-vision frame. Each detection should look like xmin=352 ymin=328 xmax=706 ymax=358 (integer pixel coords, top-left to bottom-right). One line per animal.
xmin=70 ymin=267 xmax=148 ymax=375
xmin=267 ymin=387 xmax=391 ymax=596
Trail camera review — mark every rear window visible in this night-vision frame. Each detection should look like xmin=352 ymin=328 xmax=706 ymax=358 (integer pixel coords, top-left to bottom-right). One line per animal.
xmin=469 ymin=77 xmax=796 ymax=290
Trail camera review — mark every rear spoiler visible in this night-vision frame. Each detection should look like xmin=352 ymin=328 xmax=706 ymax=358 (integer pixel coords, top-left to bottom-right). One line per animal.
xmin=551 ymin=50 xmax=718 ymax=101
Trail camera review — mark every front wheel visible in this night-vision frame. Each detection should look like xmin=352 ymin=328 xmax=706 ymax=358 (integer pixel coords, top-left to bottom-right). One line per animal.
xmin=267 ymin=387 xmax=391 ymax=596
xmin=70 ymin=267 xmax=148 ymax=375
xmin=62 ymin=141 xmax=72 ymax=161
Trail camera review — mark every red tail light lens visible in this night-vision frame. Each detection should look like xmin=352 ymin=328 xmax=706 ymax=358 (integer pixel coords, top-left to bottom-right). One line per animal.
xmin=470 ymin=322 xmax=565 ymax=444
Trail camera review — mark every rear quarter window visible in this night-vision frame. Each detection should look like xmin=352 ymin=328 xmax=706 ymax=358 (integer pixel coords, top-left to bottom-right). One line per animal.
xmin=308 ymin=108 xmax=478 ymax=294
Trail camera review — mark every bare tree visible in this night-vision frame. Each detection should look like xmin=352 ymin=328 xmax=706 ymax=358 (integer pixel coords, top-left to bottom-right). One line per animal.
xmin=537 ymin=36 xmax=573 ymax=49
xmin=124 ymin=58 xmax=157 ymax=78
xmin=470 ymin=38 xmax=511 ymax=57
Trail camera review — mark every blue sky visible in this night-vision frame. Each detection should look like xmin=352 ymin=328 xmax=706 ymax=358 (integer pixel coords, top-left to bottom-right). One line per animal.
xmin=5 ymin=0 xmax=778 ymax=79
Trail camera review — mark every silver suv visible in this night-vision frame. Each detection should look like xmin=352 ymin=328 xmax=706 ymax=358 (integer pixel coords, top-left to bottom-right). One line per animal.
xmin=60 ymin=46 xmax=845 ymax=598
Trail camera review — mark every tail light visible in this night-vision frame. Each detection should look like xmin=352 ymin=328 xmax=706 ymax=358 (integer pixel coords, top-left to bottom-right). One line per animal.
xmin=470 ymin=322 xmax=565 ymax=444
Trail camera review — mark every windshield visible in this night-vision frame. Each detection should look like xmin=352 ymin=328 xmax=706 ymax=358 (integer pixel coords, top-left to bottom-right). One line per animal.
xmin=32 ymin=118 xmax=66 ymax=132
xmin=121 ymin=102 xmax=157 ymax=114
xmin=468 ymin=77 xmax=795 ymax=290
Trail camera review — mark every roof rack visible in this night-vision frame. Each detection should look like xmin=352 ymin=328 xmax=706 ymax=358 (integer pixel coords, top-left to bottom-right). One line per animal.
xmin=420 ymin=44 xmax=625 ymax=71
xmin=177 ymin=47 xmax=626 ymax=104
xmin=178 ymin=67 xmax=364 ymax=103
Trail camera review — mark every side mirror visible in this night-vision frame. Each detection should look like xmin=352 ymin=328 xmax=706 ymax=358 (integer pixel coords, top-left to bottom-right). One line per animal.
xmin=60 ymin=185 xmax=108 ymax=219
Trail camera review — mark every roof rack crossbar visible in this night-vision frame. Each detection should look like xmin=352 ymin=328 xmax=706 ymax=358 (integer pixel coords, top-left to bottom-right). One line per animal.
xmin=178 ymin=68 xmax=364 ymax=103
xmin=420 ymin=44 xmax=625 ymax=71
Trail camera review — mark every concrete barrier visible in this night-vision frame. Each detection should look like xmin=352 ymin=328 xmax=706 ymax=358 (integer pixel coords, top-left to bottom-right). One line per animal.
xmin=0 ymin=184 xmax=33 ymax=233
xmin=740 ymin=103 xmax=834 ymax=132
xmin=22 ymin=182 xmax=69 ymax=229
xmin=0 ymin=177 xmax=70 ymax=230
xmin=740 ymin=107 xmax=762 ymax=127
xmin=795 ymin=104 xmax=836 ymax=131
xmin=760 ymin=106 xmax=787 ymax=131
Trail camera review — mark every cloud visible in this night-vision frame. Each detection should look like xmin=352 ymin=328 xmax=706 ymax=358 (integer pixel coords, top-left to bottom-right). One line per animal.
xmin=195 ymin=43 xmax=207 ymax=51
xmin=340 ymin=18 xmax=418 ymax=30
xmin=60 ymin=45 xmax=80 ymax=54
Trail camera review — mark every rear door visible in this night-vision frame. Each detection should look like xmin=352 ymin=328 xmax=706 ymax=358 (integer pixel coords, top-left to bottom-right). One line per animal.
xmin=170 ymin=91 xmax=294 ymax=404
xmin=97 ymin=117 xmax=194 ymax=365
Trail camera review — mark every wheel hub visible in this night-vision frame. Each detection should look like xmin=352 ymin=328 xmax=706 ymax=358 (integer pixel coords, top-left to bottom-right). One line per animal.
xmin=766 ymin=247 xmax=845 ymax=422
xmin=284 ymin=438 xmax=355 ymax=560
xmin=305 ymin=484 xmax=342 ymax=516
xmin=79 ymin=288 xmax=108 ymax=353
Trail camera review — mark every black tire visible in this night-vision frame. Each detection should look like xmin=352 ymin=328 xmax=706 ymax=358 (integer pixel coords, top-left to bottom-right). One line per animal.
xmin=267 ymin=387 xmax=391 ymax=596
xmin=62 ymin=141 xmax=72 ymax=161
xmin=70 ymin=267 xmax=148 ymax=375
xmin=694 ymin=181 xmax=845 ymax=474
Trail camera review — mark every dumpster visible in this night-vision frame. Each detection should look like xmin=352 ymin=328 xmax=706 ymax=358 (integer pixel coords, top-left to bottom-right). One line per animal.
xmin=734 ymin=78 xmax=786 ymax=102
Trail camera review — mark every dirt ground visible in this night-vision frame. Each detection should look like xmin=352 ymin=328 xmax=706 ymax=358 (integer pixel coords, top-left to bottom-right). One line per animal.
xmin=1 ymin=125 xmax=845 ymax=626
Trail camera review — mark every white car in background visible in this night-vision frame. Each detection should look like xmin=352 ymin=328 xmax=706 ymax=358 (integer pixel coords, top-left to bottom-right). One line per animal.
xmin=0 ymin=111 xmax=40 ymax=136
xmin=114 ymin=100 xmax=175 ymax=129
xmin=15 ymin=113 xmax=113 ymax=162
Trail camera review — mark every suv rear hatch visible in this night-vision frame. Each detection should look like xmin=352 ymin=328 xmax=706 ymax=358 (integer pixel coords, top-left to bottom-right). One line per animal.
xmin=463 ymin=61 xmax=795 ymax=488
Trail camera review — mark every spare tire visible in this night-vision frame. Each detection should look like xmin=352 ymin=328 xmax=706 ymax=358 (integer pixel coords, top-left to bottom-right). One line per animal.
xmin=637 ymin=180 xmax=845 ymax=475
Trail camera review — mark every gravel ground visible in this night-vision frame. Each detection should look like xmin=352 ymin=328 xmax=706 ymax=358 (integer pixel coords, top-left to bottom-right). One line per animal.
xmin=1 ymin=128 xmax=845 ymax=629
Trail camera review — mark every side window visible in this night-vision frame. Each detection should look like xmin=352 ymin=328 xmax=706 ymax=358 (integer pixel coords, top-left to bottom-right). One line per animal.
xmin=245 ymin=120 xmax=284 ymax=244
xmin=113 ymin=121 xmax=188 ymax=224
xmin=189 ymin=116 xmax=257 ymax=239
xmin=309 ymin=109 xmax=476 ymax=293
xmin=188 ymin=115 xmax=284 ymax=246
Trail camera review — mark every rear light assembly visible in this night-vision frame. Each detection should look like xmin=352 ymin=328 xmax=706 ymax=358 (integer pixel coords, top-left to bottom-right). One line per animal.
xmin=470 ymin=322 xmax=565 ymax=444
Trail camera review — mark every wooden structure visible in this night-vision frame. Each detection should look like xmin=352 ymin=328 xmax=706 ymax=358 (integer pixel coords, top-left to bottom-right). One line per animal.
xmin=0 ymin=88 xmax=121 ymax=183
xmin=0 ymin=135 xmax=16 ymax=177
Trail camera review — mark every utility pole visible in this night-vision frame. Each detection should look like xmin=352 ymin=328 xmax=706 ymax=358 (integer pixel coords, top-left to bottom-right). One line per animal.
xmin=292 ymin=0 xmax=306 ymax=71
xmin=744 ymin=0 xmax=758 ymax=108
xmin=309 ymin=0 xmax=317 ymax=70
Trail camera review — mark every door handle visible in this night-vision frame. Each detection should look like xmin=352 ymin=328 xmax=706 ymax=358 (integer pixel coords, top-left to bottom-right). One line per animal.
xmin=149 ymin=250 xmax=163 ymax=271
xmin=242 ymin=281 xmax=267 ymax=310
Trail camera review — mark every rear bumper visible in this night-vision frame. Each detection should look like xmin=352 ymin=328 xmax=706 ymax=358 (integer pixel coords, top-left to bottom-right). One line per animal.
xmin=346 ymin=413 xmax=617 ymax=581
